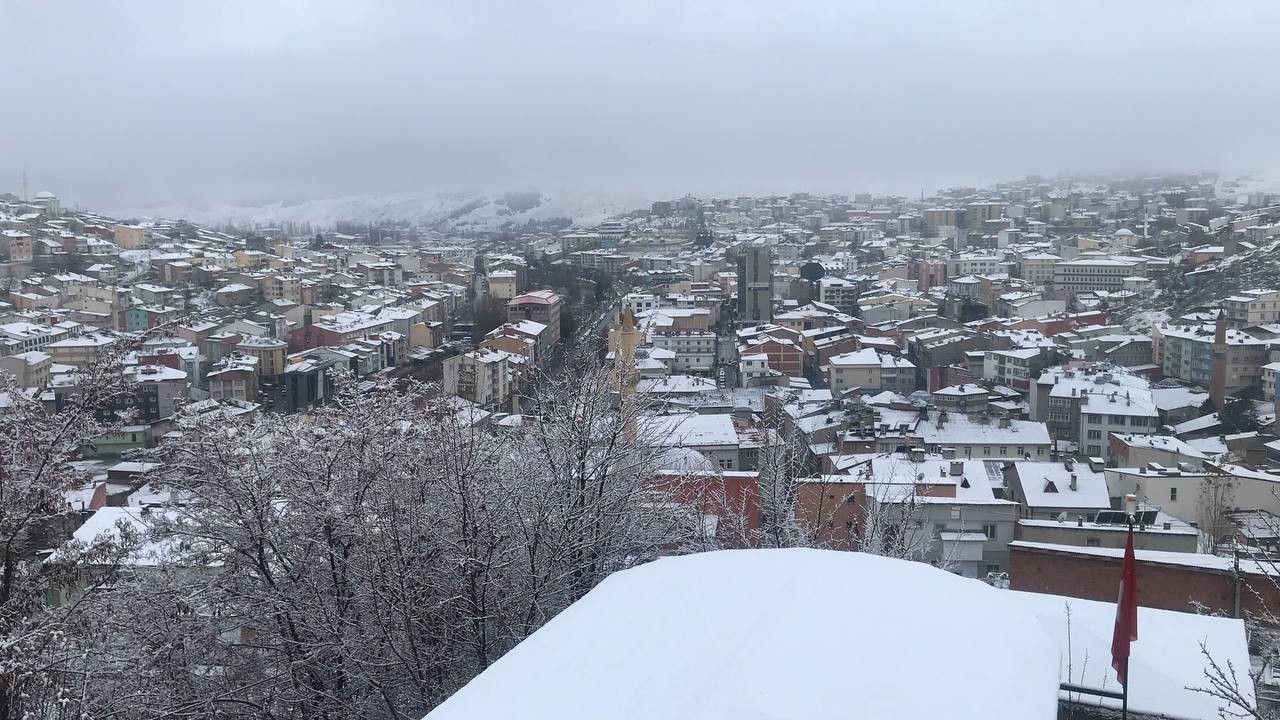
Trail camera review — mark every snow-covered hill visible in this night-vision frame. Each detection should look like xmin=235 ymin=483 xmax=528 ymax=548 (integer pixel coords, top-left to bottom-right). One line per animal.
xmin=109 ymin=189 xmax=649 ymax=231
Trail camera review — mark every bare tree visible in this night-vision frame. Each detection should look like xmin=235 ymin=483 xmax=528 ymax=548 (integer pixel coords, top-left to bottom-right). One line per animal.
xmin=0 ymin=349 xmax=135 ymax=720
xmin=1198 ymin=471 xmax=1239 ymax=553
xmin=753 ymin=409 xmax=808 ymax=549
xmin=48 ymin=350 xmax=713 ymax=719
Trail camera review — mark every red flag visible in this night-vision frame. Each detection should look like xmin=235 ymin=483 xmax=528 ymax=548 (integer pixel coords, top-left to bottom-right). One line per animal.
xmin=1111 ymin=526 xmax=1139 ymax=686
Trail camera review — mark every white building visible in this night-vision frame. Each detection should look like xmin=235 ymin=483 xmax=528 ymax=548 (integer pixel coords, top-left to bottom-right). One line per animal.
xmin=0 ymin=321 xmax=68 ymax=355
xmin=1224 ymin=289 xmax=1280 ymax=327
xmin=650 ymin=331 xmax=716 ymax=373
xmin=443 ymin=348 xmax=512 ymax=408
xmin=945 ymin=253 xmax=1002 ymax=279
xmin=1051 ymin=258 xmax=1142 ymax=293
xmin=1078 ymin=388 xmax=1158 ymax=461
xmin=620 ymin=292 xmax=659 ymax=315
xmin=739 ymin=353 xmax=769 ymax=386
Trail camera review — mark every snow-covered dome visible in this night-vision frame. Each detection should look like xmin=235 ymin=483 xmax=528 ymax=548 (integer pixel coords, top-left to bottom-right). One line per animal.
xmin=34 ymin=190 xmax=56 ymax=200
xmin=653 ymin=446 xmax=717 ymax=474
xmin=1114 ymin=227 xmax=1135 ymax=236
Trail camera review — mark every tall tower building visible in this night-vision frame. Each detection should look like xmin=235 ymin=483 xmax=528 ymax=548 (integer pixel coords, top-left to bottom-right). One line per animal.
xmin=471 ymin=254 xmax=489 ymax=301
xmin=1209 ymin=310 xmax=1228 ymax=410
xmin=614 ymin=306 xmax=639 ymax=402
xmin=736 ymin=242 xmax=772 ymax=325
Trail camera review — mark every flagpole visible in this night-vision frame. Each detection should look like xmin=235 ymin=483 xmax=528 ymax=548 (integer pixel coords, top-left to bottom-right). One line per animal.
xmin=1121 ymin=652 xmax=1129 ymax=720
xmin=1122 ymin=515 xmax=1132 ymax=720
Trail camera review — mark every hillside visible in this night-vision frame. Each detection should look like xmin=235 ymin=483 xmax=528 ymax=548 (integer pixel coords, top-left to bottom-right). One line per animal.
xmin=1110 ymin=236 xmax=1280 ymax=332
xmin=109 ymin=189 xmax=648 ymax=232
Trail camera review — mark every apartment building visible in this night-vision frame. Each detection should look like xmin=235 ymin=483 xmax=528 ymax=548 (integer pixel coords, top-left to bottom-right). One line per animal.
xmin=508 ymin=290 xmax=563 ymax=345
xmin=121 ymin=364 xmax=188 ymax=422
xmin=1154 ymin=323 xmax=1267 ymax=395
xmin=207 ymin=365 xmax=259 ymax=403
xmin=1050 ymin=258 xmax=1141 ymax=293
xmin=45 ymin=333 xmax=117 ymax=368
xmin=620 ymin=292 xmax=660 ymax=315
xmin=944 ymin=253 xmax=1002 ymax=279
xmin=1223 ymin=289 xmax=1280 ymax=327
xmin=736 ymin=242 xmax=772 ymax=324
xmin=1030 ymin=366 xmax=1152 ymax=445
xmin=922 ymin=207 xmax=961 ymax=237
xmin=981 ymin=348 xmax=1050 ymax=392
xmin=0 ymin=321 xmax=68 ymax=355
xmin=650 ymin=330 xmax=716 ymax=373
xmin=827 ymin=348 xmax=880 ymax=394
xmin=488 ymin=270 xmax=520 ymax=300
xmin=443 ymin=348 xmax=512 ymax=409
xmin=0 ymin=350 xmax=52 ymax=388
xmin=826 ymin=348 xmax=917 ymax=395
xmin=235 ymin=335 xmax=289 ymax=377
xmin=289 ymin=312 xmax=395 ymax=351
xmin=1078 ymin=389 xmax=1158 ymax=461
xmin=1016 ymin=253 xmax=1062 ymax=285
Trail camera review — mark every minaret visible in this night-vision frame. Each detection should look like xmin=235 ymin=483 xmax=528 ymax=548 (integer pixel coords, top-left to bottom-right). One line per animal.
xmin=1209 ymin=310 xmax=1228 ymax=410
xmin=616 ymin=306 xmax=639 ymax=402
xmin=471 ymin=254 xmax=489 ymax=301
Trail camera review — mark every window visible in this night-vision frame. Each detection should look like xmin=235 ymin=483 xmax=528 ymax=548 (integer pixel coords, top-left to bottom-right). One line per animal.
xmin=1086 ymin=444 xmax=1101 ymax=456
xmin=1170 ymin=487 xmax=1178 ymax=501
xmin=983 ymin=524 xmax=998 ymax=540
xmin=1087 ymin=430 xmax=1102 ymax=440
xmin=1087 ymin=414 xmax=1102 ymax=423
xmin=985 ymin=564 xmax=1001 ymax=574
xmin=983 ymin=446 xmax=991 ymax=455
xmin=1086 ymin=538 xmax=1101 ymax=547
xmin=718 ymin=459 xmax=733 ymax=470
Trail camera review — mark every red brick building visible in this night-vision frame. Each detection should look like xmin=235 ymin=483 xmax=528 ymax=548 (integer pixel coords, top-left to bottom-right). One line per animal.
xmin=289 ymin=313 xmax=394 ymax=352
xmin=655 ymin=471 xmax=761 ymax=548
xmin=1010 ymin=541 xmax=1280 ymax=618
xmin=741 ymin=337 xmax=803 ymax=378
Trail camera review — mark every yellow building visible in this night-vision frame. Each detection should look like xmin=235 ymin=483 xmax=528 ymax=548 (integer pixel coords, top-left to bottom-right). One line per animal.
xmin=233 ymin=250 xmax=270 ymax=270
xmin=45 ymin=334 xmax=118 ymax=368
xmin=235 ymin=335 xmax=289 ymax=377
xmin=112 ymin=224 xmax=148 ymax=249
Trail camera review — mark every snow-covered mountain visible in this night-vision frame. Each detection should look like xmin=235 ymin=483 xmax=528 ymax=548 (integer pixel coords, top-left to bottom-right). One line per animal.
xmin=109 ymin=189 xmax=649 ymax=231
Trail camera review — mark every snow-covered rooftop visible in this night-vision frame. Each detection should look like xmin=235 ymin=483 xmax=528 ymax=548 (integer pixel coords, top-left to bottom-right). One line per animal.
xmin=639 ymin=413 xmax=738 ymax=448
xmin=424 ymin=549 xmax=1060 ymax=720
xmin=1012 ymin=461 xmax=1111 ymax=510
xmin=918 ymin=413 xmax=1051 ymax=447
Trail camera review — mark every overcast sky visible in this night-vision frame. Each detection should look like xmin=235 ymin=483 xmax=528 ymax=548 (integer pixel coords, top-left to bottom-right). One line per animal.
xmin=2 ymin=1 xmax=1278 ymax=210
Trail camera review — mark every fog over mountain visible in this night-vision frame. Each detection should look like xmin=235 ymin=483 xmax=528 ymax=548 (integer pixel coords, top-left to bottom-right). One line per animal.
xmin=2 ymin=1 xmax=1278 ymax=211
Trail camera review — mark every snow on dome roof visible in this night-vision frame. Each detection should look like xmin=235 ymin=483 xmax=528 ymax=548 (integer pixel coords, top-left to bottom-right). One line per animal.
xmin=424 ymin=549 xmax=1060 ymax=720
xmin=35 ymin=190 xmax=56 ymax=199
xmin=653 ymin=445 xmax=718 ymax=474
